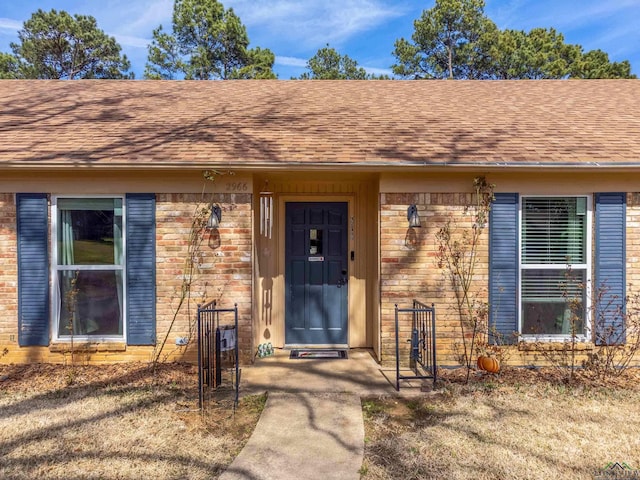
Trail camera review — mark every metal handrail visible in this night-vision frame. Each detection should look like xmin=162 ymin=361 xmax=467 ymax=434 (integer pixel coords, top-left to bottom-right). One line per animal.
xmin=198 ymin=298 xmax=218 ymax=311
xmin=395 ymin=300 xmax=437 ymax=391
xmin=197 ymin=301 xmax=239 ymax=409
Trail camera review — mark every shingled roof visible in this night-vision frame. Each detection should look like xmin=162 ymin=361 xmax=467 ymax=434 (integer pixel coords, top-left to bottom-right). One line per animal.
xmin=0 ymin=79 xmax=638 ymax=170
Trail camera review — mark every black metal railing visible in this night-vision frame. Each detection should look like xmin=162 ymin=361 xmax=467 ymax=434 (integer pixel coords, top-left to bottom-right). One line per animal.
xmin=395 ymin=300 xmax=437 ymax=391
xmin=197 ymin=300 xmax=239 ymax=409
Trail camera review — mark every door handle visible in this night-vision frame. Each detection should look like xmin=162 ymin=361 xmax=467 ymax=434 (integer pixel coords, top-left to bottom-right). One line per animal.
xmin=337 ymin=269 xmax=348 ymax=288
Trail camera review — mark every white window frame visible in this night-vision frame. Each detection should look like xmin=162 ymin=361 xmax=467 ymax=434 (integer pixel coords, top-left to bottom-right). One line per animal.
xmin=518 ymin=195 xmax=592 ymax=342
xmin=51 ymin=195 xmax=127 ymax=343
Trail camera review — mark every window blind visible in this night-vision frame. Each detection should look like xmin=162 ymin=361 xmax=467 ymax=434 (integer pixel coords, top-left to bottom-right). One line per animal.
xmin=522 ymin=198 xmax=586 ymax=265
xmin=521 ymin=269 xmax=585 ymax=302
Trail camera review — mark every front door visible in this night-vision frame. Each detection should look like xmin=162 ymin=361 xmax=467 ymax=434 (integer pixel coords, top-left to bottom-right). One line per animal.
xmin=285 ymin=202 xmax=348 ymax=345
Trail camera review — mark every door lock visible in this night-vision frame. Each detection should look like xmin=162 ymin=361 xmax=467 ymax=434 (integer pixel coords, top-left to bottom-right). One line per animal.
xmin=338 ymin=269 xmax=348 ymax=288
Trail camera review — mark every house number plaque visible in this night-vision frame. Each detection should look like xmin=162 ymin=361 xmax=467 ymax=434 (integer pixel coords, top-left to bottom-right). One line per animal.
xmin=224 ymin=182 xmax=249 ymax=192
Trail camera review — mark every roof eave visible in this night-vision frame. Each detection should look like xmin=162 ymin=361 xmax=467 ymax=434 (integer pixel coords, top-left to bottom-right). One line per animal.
xmin=2 ymin=160 xmax=640 ymax=172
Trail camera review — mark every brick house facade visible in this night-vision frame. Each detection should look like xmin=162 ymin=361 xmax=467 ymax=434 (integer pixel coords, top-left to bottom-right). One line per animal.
xmin=1 ymin=80 xmax=639 ymax=367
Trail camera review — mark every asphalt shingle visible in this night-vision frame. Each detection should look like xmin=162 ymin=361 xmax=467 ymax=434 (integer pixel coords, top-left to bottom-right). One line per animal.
xmin=1 ymin=79 xmax=638 ymax=169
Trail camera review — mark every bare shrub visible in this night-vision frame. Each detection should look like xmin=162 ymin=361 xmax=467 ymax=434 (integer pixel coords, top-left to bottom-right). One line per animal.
xmin=153 ymin=169 xmax=233 ymax=365
xmin=527 ymin=276 xmax=640 ymax=383
xmin=436 ymin=176 xmax=495 ymax=382
xmin=583 ymin=286 xmax=640 ymax=381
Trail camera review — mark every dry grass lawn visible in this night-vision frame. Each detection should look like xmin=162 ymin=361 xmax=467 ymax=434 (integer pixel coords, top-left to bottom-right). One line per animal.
xmin=361 ymin=369 xmax=640 ymax=480
xmin=0 ymin=363 xmax=264 ymax=480
xmin=3 ymin=363 xmax=640 ymax=480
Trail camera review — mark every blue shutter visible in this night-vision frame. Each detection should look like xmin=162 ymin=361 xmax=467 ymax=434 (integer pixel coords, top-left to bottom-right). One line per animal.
xmin=126 ymin=194 xmax=156 ymax=345
xmin=489 ymin=193 xmax=519 ymax=344
xmin=595 ymin=193 xmax=626 ymax=345
xmin=17 ymin=193 xmax=50 ymax=346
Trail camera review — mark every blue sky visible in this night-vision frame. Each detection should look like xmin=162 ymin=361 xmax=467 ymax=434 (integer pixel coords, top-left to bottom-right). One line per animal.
xmin=0 ymin=0 xmax=638 ymax=79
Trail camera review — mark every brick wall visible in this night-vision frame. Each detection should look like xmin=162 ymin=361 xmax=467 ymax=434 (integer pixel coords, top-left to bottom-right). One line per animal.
xmin=155 ymin=193 xmax=253 ymax=363
xmin=380 ymin=193 xmax=489 ymax=366
xmin=627 ymin=194 xmax=640 ymax=288
xmin=624 ymin=193 xmax=640 ymax=348
xmin=0 ymin=194 xmax=17 ymax=355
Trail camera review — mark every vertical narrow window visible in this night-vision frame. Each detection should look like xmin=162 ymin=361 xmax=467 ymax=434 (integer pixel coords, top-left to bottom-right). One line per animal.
xmin=309 ymin=228 xmax=323 ymax=255
xmin=54 ymin=198 xmax=124 ymax=338
xmin=520 ymin=197 xmax=590 ymax=337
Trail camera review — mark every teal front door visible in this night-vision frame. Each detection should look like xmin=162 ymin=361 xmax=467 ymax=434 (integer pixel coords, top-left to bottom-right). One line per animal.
xmin=285 ymin=202 xmax=348 ymax=345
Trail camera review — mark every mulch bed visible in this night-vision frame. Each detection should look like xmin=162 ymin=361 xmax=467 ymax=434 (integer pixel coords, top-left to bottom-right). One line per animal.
xmin=437 ymin=364 xmax=640 ymax=391
xmin=0 ymin=362 xmax=198 ymax=394
xmin=2 ymin=361 xmax=640 ymax=395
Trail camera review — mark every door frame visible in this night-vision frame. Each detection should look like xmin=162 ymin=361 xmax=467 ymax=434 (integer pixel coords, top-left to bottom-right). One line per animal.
xmin=277 ymin=194 xmax=355 ymax=347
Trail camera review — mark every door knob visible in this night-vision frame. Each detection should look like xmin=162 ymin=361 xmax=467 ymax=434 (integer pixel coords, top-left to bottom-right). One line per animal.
xmin=338 ymin=269 xmax=348 ymax=288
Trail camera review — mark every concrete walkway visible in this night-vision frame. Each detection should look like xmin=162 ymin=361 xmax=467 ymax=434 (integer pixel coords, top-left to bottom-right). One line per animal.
xmin=236 ymin=348 xmax=405 ymax=396
xmin=218 ymin=349 xmax=427 ymax=479
xmin=219 ymin=392 xmax=364 ymax=480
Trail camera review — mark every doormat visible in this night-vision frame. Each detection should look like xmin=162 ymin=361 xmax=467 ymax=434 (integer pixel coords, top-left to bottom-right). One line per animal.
xmin=289 ymin=349 xmax=348 ymax=359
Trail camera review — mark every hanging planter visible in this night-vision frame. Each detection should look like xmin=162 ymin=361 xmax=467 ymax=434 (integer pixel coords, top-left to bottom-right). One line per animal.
xmin=477 ymin=355 xmax=500 ymax=374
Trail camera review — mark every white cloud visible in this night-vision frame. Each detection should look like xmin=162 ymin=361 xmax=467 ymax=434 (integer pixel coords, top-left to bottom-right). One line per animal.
xmin=488 ymin=0 xmax=640 ymax=32
xmin=275 ymin=56 xmax=308 ymax=67
xmin=541 ymin=1 xmax=639 ymax=32
xmin=69 ymin=0 xmax=171 ymax=40
xmin=0 ymin=17 xmax=22 ymax=33
xmin=113 ymin=34 xmax=150 ymax=49
xmin=486 ymin=0 xmax=640 ymax=68
xmin=81 ymin=0 xmax=173 ymax=53
xmin=225 ymin=0 xmax=407 ymax=48
xmin=112 ymin=0 xmax=173 ymax=33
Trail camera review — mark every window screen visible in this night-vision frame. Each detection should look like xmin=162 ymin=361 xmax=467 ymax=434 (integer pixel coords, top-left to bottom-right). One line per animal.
xmin=521 ymin=197 xmax=588 ymax=336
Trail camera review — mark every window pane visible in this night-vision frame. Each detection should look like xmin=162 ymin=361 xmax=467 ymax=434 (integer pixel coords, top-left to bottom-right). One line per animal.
xmin=58 ymin=199 xmax=123 ymax=266
xmin=522 ymin=198 xmax=586 ymax=264
xmin=58 ymin=270 xmax=123 ymax=336
xmin=521 ymin=269 xmax=585 ymax=335
xmin=309 ymin=228 xmax=323 ymax=255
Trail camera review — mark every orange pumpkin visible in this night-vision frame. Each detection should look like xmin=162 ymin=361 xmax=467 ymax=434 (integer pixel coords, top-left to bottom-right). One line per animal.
xmin=477 ymin=355 xmax=500 ymax=373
